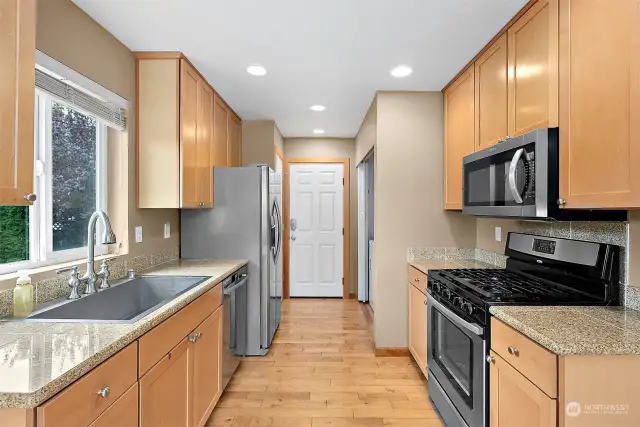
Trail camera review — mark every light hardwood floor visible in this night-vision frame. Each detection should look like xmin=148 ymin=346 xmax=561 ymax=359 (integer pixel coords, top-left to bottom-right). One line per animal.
xmin=206 ymin=298 xmax=443 ymax=427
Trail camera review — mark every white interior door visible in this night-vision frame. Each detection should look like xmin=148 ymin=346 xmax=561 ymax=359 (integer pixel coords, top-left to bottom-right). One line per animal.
xmin=289 ymin=163 xmax=344 ymax=297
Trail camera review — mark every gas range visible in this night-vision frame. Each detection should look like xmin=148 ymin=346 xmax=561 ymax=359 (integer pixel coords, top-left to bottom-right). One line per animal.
xmin=426 ymin=232 xmax=621 ymax=427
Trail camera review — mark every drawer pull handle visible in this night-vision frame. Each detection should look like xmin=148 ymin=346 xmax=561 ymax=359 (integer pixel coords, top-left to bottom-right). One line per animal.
xmin=97 ymin=386 xmax=111 ymax=398
xmin=414 ymin=278 xmax=419 ymax=282
xmin=486 ymin=355 xmax=495 ymax=363
xmin=508 ymin=346 xmax=519 ymax=356
xmin=189 ymin=332 xmax=202 ymax=343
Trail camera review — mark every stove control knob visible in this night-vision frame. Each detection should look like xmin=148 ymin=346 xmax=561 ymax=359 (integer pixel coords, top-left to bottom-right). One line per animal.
xmin=463 ymin=302 xmax=475 ymax=316
xmin=443 ymin=289 xmax=452 ymax=300
xmin=453 ymin=297 xmax=462 ymax=308
xmin=432 ymin=282 xmax=441 ymax=293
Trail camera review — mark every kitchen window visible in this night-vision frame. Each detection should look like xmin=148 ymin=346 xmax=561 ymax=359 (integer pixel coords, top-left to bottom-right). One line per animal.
xmin=0 ymin=93 xmax=108 ymax=274
xmin=0 ymin=52 xmax=127 ymax=275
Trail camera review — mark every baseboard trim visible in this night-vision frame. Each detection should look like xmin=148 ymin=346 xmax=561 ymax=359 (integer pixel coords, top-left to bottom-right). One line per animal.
xmin=360 ymin=302 xmax=374 ymax=330
xmin=349 ymin=293 xmax=357 ymax=299
xmin=374 ymin=347 xmax=410 ymax=357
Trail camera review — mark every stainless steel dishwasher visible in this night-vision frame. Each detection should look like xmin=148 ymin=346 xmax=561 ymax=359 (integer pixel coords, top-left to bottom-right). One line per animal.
xmin=221 ymin=266 xmax=248 ymax=390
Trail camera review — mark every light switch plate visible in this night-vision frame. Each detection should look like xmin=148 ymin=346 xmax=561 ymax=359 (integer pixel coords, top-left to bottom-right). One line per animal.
xmin=135 ymin=226 xmax=143 ymax=243
xmin=495 ymin=226 xmax=502 ymax=242
xmin=164 ymin=222 xmax=170 ymax=239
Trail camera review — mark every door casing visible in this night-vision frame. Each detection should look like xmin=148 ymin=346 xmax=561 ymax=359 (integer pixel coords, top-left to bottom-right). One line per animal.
xmin=283 ymin=158 xmax=350 ymax=299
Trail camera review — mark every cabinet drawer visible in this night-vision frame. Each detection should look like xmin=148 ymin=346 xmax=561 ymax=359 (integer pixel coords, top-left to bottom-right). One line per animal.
xmin=89 ymin=383 xmax=138 ymax=427
xmin=491 ymin=318 xmax=557 ymax=398
xmin=37 ymin=343 xmax=138 ymax=427
xmin=408 ymin=266 xmax=427 ymax=290
xmin=139 ymin=284 xmax=222 ymax=375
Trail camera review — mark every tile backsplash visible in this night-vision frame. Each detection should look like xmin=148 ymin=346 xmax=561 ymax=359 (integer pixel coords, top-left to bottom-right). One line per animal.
xmin=0 ymin=246 xmax=180 ymax=318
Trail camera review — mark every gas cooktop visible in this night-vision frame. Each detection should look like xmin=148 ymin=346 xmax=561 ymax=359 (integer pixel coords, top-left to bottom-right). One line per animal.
xmin=427 ymin=233 xmax=621 ymax=328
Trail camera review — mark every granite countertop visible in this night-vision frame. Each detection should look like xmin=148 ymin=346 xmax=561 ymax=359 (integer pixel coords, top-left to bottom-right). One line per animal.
xmin=408 ymin=259 xmax=498 ymax=275
xmin=490 ymin=305 xmax=640 ymax=356
xmin=0 ymin=259 xmax=247 ymax=409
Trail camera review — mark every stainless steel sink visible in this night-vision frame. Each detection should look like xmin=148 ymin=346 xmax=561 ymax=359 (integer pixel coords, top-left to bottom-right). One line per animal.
xmin=22 ymin=275 xmax=209 ymax=324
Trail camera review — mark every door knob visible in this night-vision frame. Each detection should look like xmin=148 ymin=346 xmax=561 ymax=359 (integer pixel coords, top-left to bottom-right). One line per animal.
xmin=291 ymin=236 xmax=296 ymax=241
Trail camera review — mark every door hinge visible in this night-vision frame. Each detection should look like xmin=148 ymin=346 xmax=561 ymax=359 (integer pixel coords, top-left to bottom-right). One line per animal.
xmin=342 ymin=178 xmax=345 ymax=185
xmin=342 ymin=277 xmax=344 ymax=284
xmin=342 ymin=227 xmax=344 ymax=235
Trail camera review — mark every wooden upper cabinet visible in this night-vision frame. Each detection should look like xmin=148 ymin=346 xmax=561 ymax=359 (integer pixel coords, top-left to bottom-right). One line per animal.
xmin=558 ymin=0 xmax=640 ymax=208
xmin=0 ymin=0 xmax=35 ymax=206
xmin=180 ymin=59 xmax=200 ymax=209
xmin=475 ymin=33 xmax=509 ymax=150
xmin=213 ymin=95 xmax=229 ymax=167
xmin=140 ymin=338 xmax=192 ymax=427
xmin=489 ymin=351 xmax=556 ymax=427
xmin=197 ymin=80 xmax=214 ymax=208
xmin=192 ymin=307 xmax=223 ymax=427
xmin=508 ymin=0 xmax=559 ymax=137
xmin=444 ymin=67 xmax=475 ymax=210
xmin=137 ymin=52 xmax=240 ymax=208
xmin=228 ymin=114 xmax=242 ymax=167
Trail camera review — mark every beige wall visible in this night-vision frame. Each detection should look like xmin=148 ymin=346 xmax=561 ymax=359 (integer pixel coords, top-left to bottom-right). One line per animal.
xmin=355 ymin=96 xmax=377 ymax=164
xmin=283 ymin=138 xmax=358 ymax=293
xmin=372 ymin=92 xmax=477 ymax=348
xmin=36 ymin=0 xmax=180 ymax=260
xmin=274 ymin=124 xmax=284 ymax=155
xmin=242 ymin=120 xmax=278 ymax=169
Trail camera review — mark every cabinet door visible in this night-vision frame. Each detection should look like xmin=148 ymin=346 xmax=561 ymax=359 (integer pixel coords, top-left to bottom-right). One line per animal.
xmin=444 ymin=67 xmax=475 ymax=210
xmin=89 ymin=384 xmax=138 ymax=427
xmin=0 ymin=0 xmax=35 ymax=206
xmin=228 ymin=114 xmax=241 ymax=167
xmin=558 ymin=0 xmax=640 ymax=208
xmin=489 ymin=351 xmax=556 ymax=427
xmin=180 ymin=59 xmax=200 ymax=208
xmin=508 ymin=0 xmax=559 ymax=137
xmin=475 ymin=33 xmax=508 ymax=150
xmin=140 ymin=338 xmax=191 ymax=427
xmin=408 ymin=284 xmax=427 ymax=376
xmin=192 ymin=306 xmax=223 ymax=427
xmin=213 ymin=96 xmax=229 ymax=167
xmin=197 ymin=81 xmax=214 ymax=208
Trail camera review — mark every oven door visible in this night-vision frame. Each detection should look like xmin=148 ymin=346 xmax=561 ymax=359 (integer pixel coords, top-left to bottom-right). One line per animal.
xmin=427 ymin=294 xmax=486 ymax=427
xmin=462 ymin=134 xmax=538 ymax=218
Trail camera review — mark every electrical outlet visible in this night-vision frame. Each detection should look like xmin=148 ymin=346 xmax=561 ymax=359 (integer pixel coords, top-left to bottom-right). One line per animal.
xmin=495 ymin=226 xmax=502 ymax=242
xmin=135 ymin=226 xmax=143 ymax=243
xmin=164 ymin=222 xmax=171 ymax=239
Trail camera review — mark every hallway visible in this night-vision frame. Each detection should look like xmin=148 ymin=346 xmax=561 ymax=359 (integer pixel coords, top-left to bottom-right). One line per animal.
xmin=206 ymin=299 xmax=443 ymax=426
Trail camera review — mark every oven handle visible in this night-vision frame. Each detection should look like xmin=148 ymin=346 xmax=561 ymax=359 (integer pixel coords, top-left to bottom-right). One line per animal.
xmin=428 ymin=294 xmax=484 ymax=336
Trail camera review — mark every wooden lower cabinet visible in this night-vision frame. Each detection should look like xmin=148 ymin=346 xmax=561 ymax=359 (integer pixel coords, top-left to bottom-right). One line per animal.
xmin=489 ymin=351 xmax=556 ymax=427
xmin=89 ymin=385 xmax=138 ymax=427
xmin=408 ymin=282 xmax=427 ymax=376
xmin=192 ymin=307 xmax=223 ymax=427
xmin=140 ymin=338 xmax=192 ymax=427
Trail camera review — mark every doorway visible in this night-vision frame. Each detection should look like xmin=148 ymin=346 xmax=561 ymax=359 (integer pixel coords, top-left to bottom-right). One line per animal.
xmin=357 ymin=151 xmax=375 ymax=310
xmin=283 ymin=158 xmax=350 ymax=298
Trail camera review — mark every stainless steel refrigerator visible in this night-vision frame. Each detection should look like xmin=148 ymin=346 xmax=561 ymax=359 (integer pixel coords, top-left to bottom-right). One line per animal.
xmin=181 ymin=165 xmax=283 ymax=356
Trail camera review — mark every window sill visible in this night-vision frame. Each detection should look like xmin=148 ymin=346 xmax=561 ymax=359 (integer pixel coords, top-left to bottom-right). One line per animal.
xmin=0 ymin=253 xmax=120 ymax=286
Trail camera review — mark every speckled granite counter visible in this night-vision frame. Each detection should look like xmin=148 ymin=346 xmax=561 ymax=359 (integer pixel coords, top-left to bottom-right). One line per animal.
xmin=490 ymin=305 xmax=640 ymax=356
xmin=409 ymin=259 xmax=498 ymax=275
xmin=0 ymin=259 xmax=247 ymax=409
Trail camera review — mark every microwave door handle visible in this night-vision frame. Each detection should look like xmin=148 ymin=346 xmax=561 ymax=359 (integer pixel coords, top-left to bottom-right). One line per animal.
xmin=508 ymin=148 xmax=524 ymax=204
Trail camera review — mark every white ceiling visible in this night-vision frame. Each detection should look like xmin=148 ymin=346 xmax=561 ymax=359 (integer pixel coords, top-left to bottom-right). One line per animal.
xmin=72 ymin=0 xmax=527 ymax=138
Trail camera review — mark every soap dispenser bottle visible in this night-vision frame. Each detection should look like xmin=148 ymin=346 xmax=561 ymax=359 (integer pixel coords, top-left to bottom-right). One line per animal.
xmin=13 ymin=270 xmax=34 ymax=318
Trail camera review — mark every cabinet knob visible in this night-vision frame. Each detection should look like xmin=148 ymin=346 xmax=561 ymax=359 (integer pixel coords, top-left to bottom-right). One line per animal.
xmin=423 ymin=299 xmax=427 ymax=305
xmin=507 ymin=346 xmax=519 ymax=356
xmin=557 ymin=199 xmax=566 ymax=206
xmin=23 ymin=193 xmax=37 ymax=202
xmin=97 ymin=386 xmax=111 ymax=398
xmin=486 ymin=355 xmax=495 ymax=363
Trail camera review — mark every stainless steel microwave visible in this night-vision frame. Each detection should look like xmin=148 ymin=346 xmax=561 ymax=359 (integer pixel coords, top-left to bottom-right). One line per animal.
xmin=462 ymin=128 xmax=626 ymax=221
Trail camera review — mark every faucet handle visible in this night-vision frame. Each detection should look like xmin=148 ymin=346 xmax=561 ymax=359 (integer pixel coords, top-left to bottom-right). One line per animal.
xmin=58 ymin=266 xmax=81 ymax=300
xmin=98 ymin=261 xmax=110 ymax=290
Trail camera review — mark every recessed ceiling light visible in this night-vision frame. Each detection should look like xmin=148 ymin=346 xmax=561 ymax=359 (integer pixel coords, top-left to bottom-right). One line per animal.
xmin=390 ymin=65 xmax=413 ymax=78
xmin=313 ymin=129 xmax=325 ymax=135
xmin=246 ymin=64 xmax=267 ymax=76
xmin=310 ymin=105 xmax=326 ymax=112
